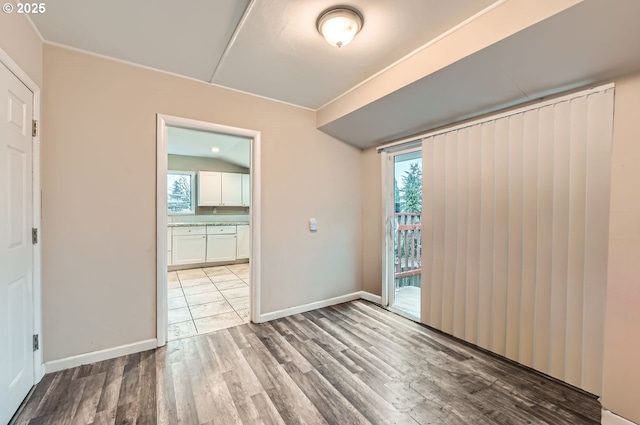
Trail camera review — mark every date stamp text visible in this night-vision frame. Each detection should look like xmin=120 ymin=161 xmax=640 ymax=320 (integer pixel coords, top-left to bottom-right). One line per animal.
xmin=3 ymin=2 xmax=46 ymax=14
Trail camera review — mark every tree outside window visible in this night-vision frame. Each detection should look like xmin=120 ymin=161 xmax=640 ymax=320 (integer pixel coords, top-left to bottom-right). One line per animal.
xmin=168 ymin=171 xmax=195 ymax=214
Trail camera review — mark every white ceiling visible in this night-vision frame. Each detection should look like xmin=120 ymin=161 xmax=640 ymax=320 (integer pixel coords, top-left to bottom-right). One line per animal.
xmin=167 ymin=127 xmax=250 ymax=169
xmin=29 ymin=0 xmax=495 ymax=109
xmin=28 ymin=0 xmax=640 ymax=149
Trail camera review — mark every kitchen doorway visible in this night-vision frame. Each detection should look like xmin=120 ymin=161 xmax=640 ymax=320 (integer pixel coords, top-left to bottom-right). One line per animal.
xmin=156 ymin=115 xmax=261 ymax=346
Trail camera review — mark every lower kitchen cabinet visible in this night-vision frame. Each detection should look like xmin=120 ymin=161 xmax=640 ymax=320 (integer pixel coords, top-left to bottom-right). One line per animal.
xmin=236 ymin=225 xmax=250 ymax=259
xmin=206 ymin=234 xmax=237 ymax=262
xmin=167 ymin=228 xmax=173 ymax=266
xmin=172 ymin=226 xmax=207 ymax=265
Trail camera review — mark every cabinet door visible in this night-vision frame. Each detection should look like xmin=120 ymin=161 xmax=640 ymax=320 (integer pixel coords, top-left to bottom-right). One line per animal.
xmin=172 ymin=234 xmax=207 ymax=265
xmin=167 ymin=227 xmax=173 ymax=266
xmin=241 ymin=174 xmax=250 ymax=207
xmin=221 ymin=173 xmax=242 ymax=206
xmin=197 ymin=171 xmax=222 ymax=206
xmin=236 ymin=225 xmax=250 ymax=259
xmin=206 ymin=234 xmax=237 ymax=262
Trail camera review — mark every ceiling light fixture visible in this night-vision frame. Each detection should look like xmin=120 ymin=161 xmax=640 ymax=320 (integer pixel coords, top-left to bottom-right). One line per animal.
xmin=211 ymin=147 xmax=220 ymax=153
xmin=317 ymin=7 xmax=363 ymax=48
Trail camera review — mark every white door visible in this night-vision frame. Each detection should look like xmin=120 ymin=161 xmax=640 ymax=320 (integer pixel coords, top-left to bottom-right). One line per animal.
xmin=0 ymin=62 xmax=35 ymax=425
xmin=385 ymin=147 xmax=422 ymax=321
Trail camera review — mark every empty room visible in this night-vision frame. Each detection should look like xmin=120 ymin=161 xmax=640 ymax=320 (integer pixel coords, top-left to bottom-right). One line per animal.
xmin=1 ymin=1 xmax=640 ymax=424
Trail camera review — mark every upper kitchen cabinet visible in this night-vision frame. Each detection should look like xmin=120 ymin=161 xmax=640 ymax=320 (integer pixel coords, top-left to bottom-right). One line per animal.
xmin=197 ymin=171 xmax=222 ymax=206
xmin=197 ymin=171 xmax=246 ymax=207
xmin=222 ymin=173 xmax=242 ymax=206
xmin=241 ymin=174 xmax=250 ymax=207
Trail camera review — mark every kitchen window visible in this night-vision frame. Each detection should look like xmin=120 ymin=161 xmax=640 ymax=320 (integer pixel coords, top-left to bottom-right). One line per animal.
xmin=168 ymin=171 xmax=195 ymax=215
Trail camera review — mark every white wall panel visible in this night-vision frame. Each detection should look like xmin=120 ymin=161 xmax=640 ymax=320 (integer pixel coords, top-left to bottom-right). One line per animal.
xmin=492 ymin=117 xmax=509 ymax=356
xmin=464 ymin=125 xmax=481 ymax=345
xmin=477 ymin=121 xmax=495 ymax=351
xmin=505 ymin=113 xmax=524 ymax=362
xmin=453 ymin=128 xmax=469 ymax=339
xmin=565 ymin=95 xmax=587 ymax=388
xmin=421 ymin=86 xmax=614 ymax=395
xmin=442 ymin=132 xmax=458 ymax=335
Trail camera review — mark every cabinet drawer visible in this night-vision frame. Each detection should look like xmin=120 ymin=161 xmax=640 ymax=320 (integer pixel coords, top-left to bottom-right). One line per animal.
xmin=172 ymin=226 xmax=206 ymax=236
xmin=206 ymin=225 xmax=236 ymax=235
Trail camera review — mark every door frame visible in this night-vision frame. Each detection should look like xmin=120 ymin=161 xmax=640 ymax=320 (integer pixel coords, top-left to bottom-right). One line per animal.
xmin=0 ymin=48 xmax=44 ymax=383
xmin=381 ymin=143 xmax=422 ymax=322
xmin=156 ymin=114 xmax=261 ymax=347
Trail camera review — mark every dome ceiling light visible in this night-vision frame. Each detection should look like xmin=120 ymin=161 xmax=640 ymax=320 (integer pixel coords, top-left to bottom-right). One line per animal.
xmin=316 ymin=7 xmax=364 ymax=48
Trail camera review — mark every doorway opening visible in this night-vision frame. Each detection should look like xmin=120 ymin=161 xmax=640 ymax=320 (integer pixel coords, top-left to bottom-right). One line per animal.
xmin=156 ymin=115 xmax=261 ymax=347
xmin=385 ymin=147 xmax=422 ymax=320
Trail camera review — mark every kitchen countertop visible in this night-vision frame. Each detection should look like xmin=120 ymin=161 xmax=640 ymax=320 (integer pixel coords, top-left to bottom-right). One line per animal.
xmin=168 ymin=222 xmax=249 ymax=227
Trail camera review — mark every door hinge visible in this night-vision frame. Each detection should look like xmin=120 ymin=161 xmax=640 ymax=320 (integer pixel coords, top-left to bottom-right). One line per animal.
xmin=32 ymin=119 xmax=38 ymax=137
xmin=33 ymin=334 xmax=39 ymax=351
xmin=32 ymin=228 xmax=38 ymax=245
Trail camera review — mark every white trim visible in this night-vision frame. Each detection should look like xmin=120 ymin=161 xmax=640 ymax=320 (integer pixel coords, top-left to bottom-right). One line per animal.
xmin=602 ymin=409 xmax=639 ymax=425
xmin=359 ymin=291 xmax=382 ymax=305
xmin=45 ymin=41 xmax=315 ymax=112
xmin=380 ymin=151 xmax=391 ymax=308
xmin=44 ymin=339 xmax=158 ymax=374
xmin=156 ymin=117 xmax=169 ymax=347
xmin=209 ymin=0 xmax=256 ymax=82
xmin=156 ymin=115 xmax=262 ymax=341
xmin=377 ymin=83 xmax=615 ymax=152
xmin=0 ymin=47 xmax=44 ymax=382
xmin=382 ymin=146 xmax=423 ymax=319
xmin=259 ymin=291 xmax=380 ymax=322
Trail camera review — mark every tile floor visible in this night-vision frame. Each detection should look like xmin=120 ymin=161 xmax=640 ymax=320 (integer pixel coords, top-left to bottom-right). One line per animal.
xmin=167 ymin=263 xmax=250 ymax=340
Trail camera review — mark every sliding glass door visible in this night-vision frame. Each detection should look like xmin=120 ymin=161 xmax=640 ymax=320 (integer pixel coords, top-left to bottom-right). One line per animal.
xmin=385 ymin=146 xmax=422 ymax=320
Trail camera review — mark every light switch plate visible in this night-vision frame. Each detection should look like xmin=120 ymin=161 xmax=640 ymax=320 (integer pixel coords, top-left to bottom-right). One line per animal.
xmin=309 ymin=218 xmax=318 ymax=232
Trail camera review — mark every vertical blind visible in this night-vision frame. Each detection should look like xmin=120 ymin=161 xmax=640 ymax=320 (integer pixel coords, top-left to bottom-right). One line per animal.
xmin=421 ymin=86 xmax=614 ymax=395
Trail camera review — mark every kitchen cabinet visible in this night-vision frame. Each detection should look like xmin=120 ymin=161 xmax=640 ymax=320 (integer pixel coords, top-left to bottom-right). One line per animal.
xmin=167 ymin=227 xmax=173 ymax=266
xmin=172 ymin=226 xmax=206 ymax=265
xmin=241 ymin=174 xmax=250 ymax=207
xmin=197 ymin=171 xmax=222 ymax=206
xmin=206 ymin=225 xmax=236 ymax=262
xmin=221 ymin=173 xmax=242 ymax=206
xmin=236 ymin=225 xmax=250 ymax=259
xmin=197 ymin=171 xmax=244 ymax=207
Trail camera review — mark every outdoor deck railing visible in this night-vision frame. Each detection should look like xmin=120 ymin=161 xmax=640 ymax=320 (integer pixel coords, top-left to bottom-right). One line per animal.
xmin=395 ymin=212 xmax=422 ymax=278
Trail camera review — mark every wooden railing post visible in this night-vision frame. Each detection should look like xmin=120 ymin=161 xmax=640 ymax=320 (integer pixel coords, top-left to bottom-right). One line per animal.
xmin=394 ymin=212 xmax=422 ymax=279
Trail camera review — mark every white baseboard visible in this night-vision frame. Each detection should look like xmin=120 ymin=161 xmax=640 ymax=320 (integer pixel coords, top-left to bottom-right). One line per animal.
xmin=44 ymin=338 xmax=157 ymax=374
xmin=602 ymin=409 xmax=639 ymax=425
xmin=359 ymin=291 xmax=382 ymax=305
xmin=259 ymin=291 xmax=382 ymax=322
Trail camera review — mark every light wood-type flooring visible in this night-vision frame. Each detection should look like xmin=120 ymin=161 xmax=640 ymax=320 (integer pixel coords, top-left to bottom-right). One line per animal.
xmin=11 ymin=300 xmax=600 ymax=425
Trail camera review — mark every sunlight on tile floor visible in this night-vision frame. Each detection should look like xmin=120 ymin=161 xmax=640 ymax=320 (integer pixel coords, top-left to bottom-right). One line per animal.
xmin=167 ymin=263 xmax=250 ymax=340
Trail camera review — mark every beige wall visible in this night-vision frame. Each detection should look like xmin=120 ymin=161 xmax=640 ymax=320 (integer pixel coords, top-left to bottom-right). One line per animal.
xmin=168 ymin=154 xmax=249 ymax=216
xmin=361 ymin=148 xmax=383 ymax=295
xmin=41 ymin=45 xmax=362 ymax=362
xmin=0 ymin=13 xmax=42 ymax=87
xmin=601 ymin=71 xmax=640 ymax=424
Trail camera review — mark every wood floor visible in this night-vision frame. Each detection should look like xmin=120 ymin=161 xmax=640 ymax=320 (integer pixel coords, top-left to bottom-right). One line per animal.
xmin=11 ymin=300 xmax=600 ymax=425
